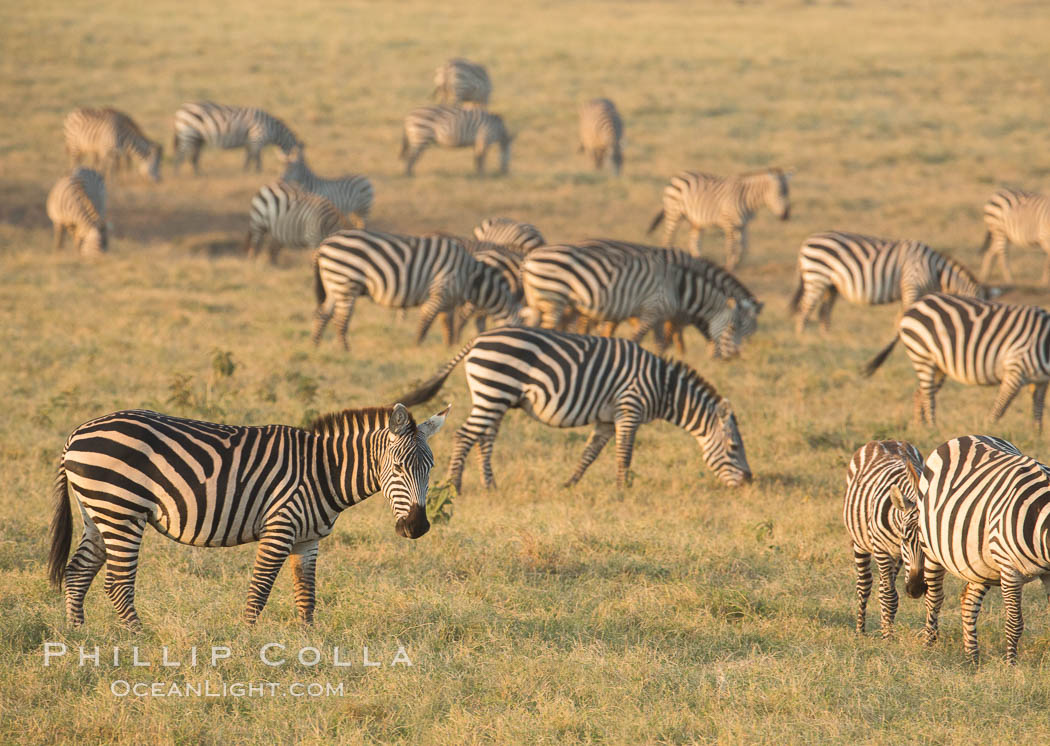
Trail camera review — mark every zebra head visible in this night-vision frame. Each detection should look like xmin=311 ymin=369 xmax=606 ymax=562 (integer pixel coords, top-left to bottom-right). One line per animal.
xmin=81 ymin=224 xmax=108 ymax=255
xmin=696 ymin=399 xmax=751 ymax=486
xmin=889 ymin=461 xmax=928 ymax=599
xmin=668 ymin=367 xmax=751 ymax=487
xmin=467 ymin=263 xmax=522 ymax=326
xmin=382 ymin=403 xmax=450 ymax=539
xmin=711 ymin=297 xmax=763 ymax=359
xmin=766 ymin=168 xmax=792 ymax=220
xmin=279 ymin=145 xmax=307 ymax=182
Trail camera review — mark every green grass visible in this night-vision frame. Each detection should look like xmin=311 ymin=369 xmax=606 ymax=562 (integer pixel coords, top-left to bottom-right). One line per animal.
xmin=4 ymin=0 xmax=1050 ymax=742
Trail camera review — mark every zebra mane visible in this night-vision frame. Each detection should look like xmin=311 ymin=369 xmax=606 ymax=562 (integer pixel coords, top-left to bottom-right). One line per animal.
xmin=670 ymin=251 xmax=758 ymax=301
xmin=737 ymin=166 xmax=786 ymax=180
xmin=662 ymin=357 xmax=720 ymax=406
xmin=309 ymin=406 xmax=405 ymax=436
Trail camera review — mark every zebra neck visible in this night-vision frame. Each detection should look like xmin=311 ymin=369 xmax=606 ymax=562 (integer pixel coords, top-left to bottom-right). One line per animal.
xmin=316 ymin=425 xmax=387 ymax=507
xmin=660 ymin=366 xmax=714 ymax=438
xmin=739 ymin=177 xmax=769 ymax=212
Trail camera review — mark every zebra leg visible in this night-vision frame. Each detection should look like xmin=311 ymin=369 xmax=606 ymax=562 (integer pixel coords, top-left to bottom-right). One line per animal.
xmin=913 ymin=365 xmax=945 ymax=426
xmin=244 ymin=522 xmax=297 ymax=624
xmin=332 ymin=287 xmax=362 ymax=351
xmin=662 ymin=210 xmax=682 ymax=248
xmin=563 ymin=422 xmax=615 ymax=487
xmin=852 ymin=545 xmax=872 ymax=635
xmin=921 ymin=561 xmax=945 ymax=645
xmin=688 ymin=227 xmax=703 ymax=256
xmin=53 ymin=223 xmax=66 ymax=250
xmin=613 ymin=406 xmax=643 ymax=487
xmin=476 ymin=430 xmax=499 ymax=489
xmin=474 ymin=139 xmax=488 ymax=174
xmin=989 ymin=367 xmax=1026 ymax=423
xmin=592 ymin=147 xmax=605 ymax=170
xmin=1000 ymin=567 xmax=1025 ymax=665
xmin=960 ymin=581 xmax=990 ymax=666
xmin=1032 ymin=381 xmax=1048 ymax=433
xmin=189 ymin=141 xmax=203 ymax=175
xmin=874 ymin=551 xmax=901 ymax=638
xmin=289 ymin=538 xmax=319 ymax=624
xmin=817 ymin=288 xmax=839 ymax=335
xmin=100 ymin=517 xmax=148 ymax=630
xmin=403 ymin=146 xmax=425 ymax=176
xmin=447 ymin=407 xmax=505 ymax=493
xmin=724 ymin=226 xmax=744 ymax=271
xmin=416 ymin=292 xmax=451 ymax=344
xmin=1041 ymin=241 xmax=1050 ymax=285
xmin=64 ymin=501 xmax=107 ymax=628
xmin=628 ymin=313 xmax=659 ymax=346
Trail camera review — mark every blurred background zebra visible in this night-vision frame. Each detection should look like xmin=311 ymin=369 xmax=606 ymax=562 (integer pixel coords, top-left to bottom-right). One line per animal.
xmin=245 ymin=181 xmax=351 ymax=263
xmin=279 ymin=146 xmax=373 ymax=227
xmin=46 ymin=167 xmax=107 ymax=256
xmin=472 ymin=217 xmax=546 ymax=252
xmin=63 ymin=107 xmax=162 ymax=182
xmin=400 ymin=106 xmax=512 ymax=176
xmin=578 ymin=98 xmax=624 ymax=175
xmin=979 ymin=187 xmax=1050 ymax=284
xmin=172 ymin=101 xmax=300 ymax=174
xmin=433 ymin=57 xmax=492 ymax=107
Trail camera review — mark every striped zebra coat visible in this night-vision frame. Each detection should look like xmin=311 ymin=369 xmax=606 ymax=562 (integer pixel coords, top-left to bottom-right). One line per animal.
xmin=792 ymin=231 xmax=996 ymax=334
xmin=578 ymin=98 xmax=624 ymax=175
xmin=864 ymin=293 xmax=1050 ymax=431
xmin=647 ymin=168 xmax=792 ymax=270
xmin=433 ymin=58 xmax=492 ymax=107
xmin=979 ymin=187 xmax=1050 ymax=284
xmin=245 ymin=181 xmax=351 ymax=262
xmin=47 ymin=405 xmax=449 ymax=628
xmin=400 ymin=106 xmax=512 ymax=176
xmin=173 ymin=101 xmax=300 ymax=174
xmin=458 ymin=239 xmax=526 ymax=335
xmin=64 ymin=107 xmax=162 ymax=182
xmin=472 ymin=217 xmax=545 ymax=252
xmin=312 ymin=229 xmax=522 ymax=350
xmin=398 ymin=327 xmax=751 ymax=491
xmin=843 ymin=440 xmax=926 ymax=637
xmin=46 ymin=167 xmax=107 ymax=256
xmin=893 ymin=435 xmax=1050 ymax=664
xmin=279 ymin=146 xmax=374 ymax=227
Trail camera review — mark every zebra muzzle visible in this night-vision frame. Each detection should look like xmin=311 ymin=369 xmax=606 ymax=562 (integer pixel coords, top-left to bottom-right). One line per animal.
xmin=396 ymin=504 xmax=430 ymax=539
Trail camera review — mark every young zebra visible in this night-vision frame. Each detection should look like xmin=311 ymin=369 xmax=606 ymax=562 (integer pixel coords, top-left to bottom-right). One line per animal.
xmin=433 ymin=58 xmax=492 ymax=107
xmin=397 ymin=327 xmax=751 ymax=491
xmin=400 ymin=106 xmax=512 ymax=176
xmin=864 ymin=292 xmax=1050 ymax=431
xmin=312 ymin=229 xmax=522 ymax=350
xmin=64 ymin=107 xmax=162 ymax=182
xmin=578 ymin=98 xmax=624 ymax=175
xmin=46 ymin=167 xmax=107 ymax=256
xmin=979 ymin=187 xmax=1050 ymax=284
xmin=843 ymin=440 xmax=927 ymax=638
xmin=892 ymin=435 xmax=1050 ymax=664
xmin=172 ymin=101 xmax=300 ymax=174
xmin=472 ymin=217 xmax=546 ymax=252
xmin=279 ymin=146 xmax=374 ymax=227
xmin=47 ymin=405 xmax=449 ymax=629
xmin=245 ymin=181 xmax=351 ymax=263
xmin=792 ymin=231 xmax=997 ymax=334
xmin=647 ymin=168 xmax=792 ymax=270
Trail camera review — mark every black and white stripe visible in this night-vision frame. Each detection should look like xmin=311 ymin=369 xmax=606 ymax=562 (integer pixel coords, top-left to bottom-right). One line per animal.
xmin=433 ymin=58 xmax=492 ymax=107
xmin=279 ymin=146 xmax=374 ymax=227
xmin=46 ymin=167 xmax=107 ymax=256
xmin=578 ymin=98 xmax=624 ymax=175
xmin=400 ymin=106 xmax=512 ymax=176
xmin=245 ymin=181 xmax=350 ymax=262
xmin=47 ymin=405 xmax=449 ymax=628
xmin=172 ymin=101 xmax=300 ymax=174
xmin=647 ymin=168 xmax=792 ymax=270
xmin=472 ymin=217 xmax=545 ymax=252
xmin=979 ymin=187 xmax=1050 ymax=284
xmin=64 ymin=107 xmax=162 ymax=182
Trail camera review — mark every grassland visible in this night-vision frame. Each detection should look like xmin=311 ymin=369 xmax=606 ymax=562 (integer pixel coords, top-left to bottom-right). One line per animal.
xmin=3 ymin=0 xmax=1050 ymax=743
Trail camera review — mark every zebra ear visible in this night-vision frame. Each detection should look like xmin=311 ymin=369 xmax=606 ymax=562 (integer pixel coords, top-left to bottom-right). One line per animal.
xmin=889 ymin=485 xmax=913 ymax=513
xmin=418 ymin=404 xmax=451 ymax=441
xmin=389 ymin=403 xmax=413 ymax=436
xmin=901 ymin=459 xmax=921 ymax=495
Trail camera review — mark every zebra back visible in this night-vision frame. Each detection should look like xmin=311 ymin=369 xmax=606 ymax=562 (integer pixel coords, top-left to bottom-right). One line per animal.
xmin=984 ymin=187 xmax=1050 ymax=245
xmin=472 ymin=217 xmax=545 ymax=252
xmin=433 ymin=58 xmax=492 ymax=106
xmin=280 ymin=146 xmax=374 ymax=225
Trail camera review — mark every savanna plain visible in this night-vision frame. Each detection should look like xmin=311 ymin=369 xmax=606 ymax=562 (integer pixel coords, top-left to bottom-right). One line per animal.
xmin=3 ymin=1 xmax=1050 ymax=743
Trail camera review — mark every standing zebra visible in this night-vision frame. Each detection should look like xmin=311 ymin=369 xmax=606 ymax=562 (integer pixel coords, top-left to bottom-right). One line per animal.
xmin=433 ymin=58 xmax=492 ymax=107
xmin=979 ymin=187 xmax=1050 ymax=284
xmin=892 ymin=435 xmax=1050 ymax=664
xmin=172 ymin=101 xmax=300 ymax=174
xmin=578 ymin=98 xmax=624 ymax=175
xmin=792 ymin=231 xmax=997 ymax=334
xmin=843 ymin=440 xmax=927 ymax=638
xmin=458 ymin=240 xmax=526 ymax=335
xmin=397 ymin=327 xmax=751 ymax=491
xmin=46 ymin=167 xmax=107 ymax=256
xmin=864 ymin=292 xmax=1050 ymax=431
xmin=64 ymin=107 xmax=162 ymax=182
xmin=47 ymin=405 xmax=449 ymax=628
xmin=400 ymin=106 xmax=512 ymax=176
xmin=647 ymin=168 xmax=792 ymax=270
xmin=472 ymin=217 xmax=546 ymax=252
xmin=279 ymin=146 xmax=374 ymax=227
xmin=312 ymin=229 xmax=521 ymax=350
xmin=245 ymin=181 xmax=351 ymax=263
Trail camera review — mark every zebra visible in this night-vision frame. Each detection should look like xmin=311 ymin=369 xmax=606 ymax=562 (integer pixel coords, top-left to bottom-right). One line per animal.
xmin=400 ymin=106 xmax=512 ymax=176
xmin=46 ymin=167 xmax=107 ymax=256
xmin=979 ymin=187 xmax=1050 ymax=284
xmin=312 ymin=229 xmax=522 ymax=350
xmin=63 ymin=107 xmax=162 ymax=182
xmin=472 ymin=217 xmax=546 ymax=252
xmin=172 ymin=101 xmax=300 ymax=174
xmin=433 ymin=58 xmax=491 ymax=107
xmin=578 ymin=98 xmax=624 ymax=175
xmin=864 ymin=292 xmax=1050 ymax=431
xmin=792 ymin=231 xmax=998 ymax=335
xmin=521 ymin=240 xmax=762 ymax=358
xmin=647 ymin=168 xmax=792 ymax=270
xmin=47 ymin=404 xmax=449 ymax=629
xmin=457 ymin=239 xmax=526 ymax=335
xmin=891 ymin=435 xmax=1050 ymax=664
xmin=397 ymin=327 xmax=752 ymax=491
xmin=245 ymin=181 xmax=351 ymax=263
xmin=279 ymin=146 xmax=374 ymax=227
xmin=843 ymin=440 xmax=927 ymax=638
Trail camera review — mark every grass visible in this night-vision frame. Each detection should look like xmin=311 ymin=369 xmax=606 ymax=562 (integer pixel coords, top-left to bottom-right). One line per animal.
xmin=4 ymin=0 xmax=1050 ymax=742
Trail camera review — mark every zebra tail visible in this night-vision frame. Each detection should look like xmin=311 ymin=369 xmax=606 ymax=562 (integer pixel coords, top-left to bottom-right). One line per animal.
xmin=646 ymin=210 xmax=664 ymax=235
xmin=396 ymin=341 xmax=475 ymax=407
xmin=48 ymin=466 xmax=72 ymax=590
xmin=313 ymin=253 xmax=326 ymax=306
xmin=978 ymin=231 xmax=991 ymax=255
xmin=861 ymin=336 xmax=898 ymax=378
xmin=789 ymin=276 xmax=804 ymax=312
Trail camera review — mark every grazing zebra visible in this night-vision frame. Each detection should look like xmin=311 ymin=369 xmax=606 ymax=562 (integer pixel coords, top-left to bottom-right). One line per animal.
xmin=522 ymin=240 xmax=762 ymax=358
xmin=172 ymin=101 xmax=300 ymax=174
xmin=472 ymin=217 xmax=546 ymax=252
xmin=433 ymin=58 xmax=491 ymax=107
xmin=312 ymin=229 xmax=521 ymax=350
xmin=46 ymin=167 xmax=107 ymax=256
xmin=279 ymin=146 xmax=374 ymax=227
xmin=47 ymin=405 xmax=449 ymax=628
xmin=792 ymin=231 xmax=997 ymax=334
xmin=864 ymin=292 xmax=1050 ymax=431
xmin=843 ymin=440 xmax=927 ymax=638
xmin=400 ymin=106 xmax=512 ymax=176
xmin=578 ymin=98 xmax=624 ymax=175
xmin=891 ymin=435 xmax=1050 ymax=664
xmin=63 ymin=107 xmax=162 ymax=182
xmin=647 ymin=168 xmax=792 ymax=270
xmin=979 ymin=187 xmax=1050 ymax=284
xmin=245 ymin=181 xmax=351 ymax=263
xmin=457 ymin=240 xmax=526 ymax=335
xmin=397 ymin=327 xmax=751 ymax=491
